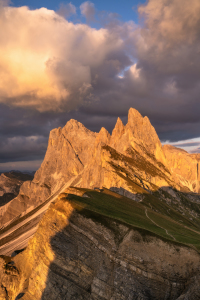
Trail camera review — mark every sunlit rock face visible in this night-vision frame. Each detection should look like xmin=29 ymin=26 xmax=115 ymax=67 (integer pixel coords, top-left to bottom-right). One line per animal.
xmin=1 ymin=108 xmax=200 ymax=299
xmin=78 ymin=108 xmax=173 ymax=192
xmin=0 ymin=107 xmax=199 ymax=256
xmin=0 ymin=120 xmax=97 ymax=229
xmin=163 ymin=145 xmax=200 ymax=193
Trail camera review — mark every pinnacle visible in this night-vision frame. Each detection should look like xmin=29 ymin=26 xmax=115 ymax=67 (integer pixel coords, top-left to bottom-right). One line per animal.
xmin=128 ymin=107 xmax=143 ymax=119
xmin=127 ymin=108 xmax=143 ymax=127
xmin=96 ymin=127 xmax=111 ymax=144
xmin=111 ymin=117 xmax=124 ymax=139
xmin=115 ymin=117 xmax=124 ymax=128
xmin=63 ymin=119 xmax=93 ymax=134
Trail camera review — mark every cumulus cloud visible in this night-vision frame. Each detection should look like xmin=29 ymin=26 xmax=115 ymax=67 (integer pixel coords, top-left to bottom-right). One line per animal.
xmin=135 ymin=0 xmax=200 ymax=83
xmin=0 ymin=3 xmax=128 ymax=111
xmin=0 ymin=0 xmax=10 ymax=7
xmin=80 ymin=1 xmax=95 ymax=22
xmin=138 ymin=0 xmax=200 ymax=45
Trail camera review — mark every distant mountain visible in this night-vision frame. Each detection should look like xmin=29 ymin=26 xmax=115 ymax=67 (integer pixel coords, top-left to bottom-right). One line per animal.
xmin=0 ymin=171 xmax=34 ymax=207
xmin=0 ymin=170 xmax=36 ymax=176
xmin=1 ymin=108 xmax=200 ymax=299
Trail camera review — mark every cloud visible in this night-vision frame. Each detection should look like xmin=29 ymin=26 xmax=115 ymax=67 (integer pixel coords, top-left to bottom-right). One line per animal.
xmin=0 ymin=135 xmax=48 ymax=163
xmin=57 ymin=2 xmax=76 ymax=19
xmin=138 ymin=0 xmax=200 ymax=45
xmin=0 ymin=160 xmax=43 ymax=172
xmin=1 ymin=0 xmax=200 ymax=169
xmin=0 ymin=0 xmax=10 ymax=7
xmin=0 ymin=4 xmax=129 ymax=112
xmin=135 ymin=0 xmax=200 ymax=81
xmin=80 ymin=1 xmax=95 ymax=22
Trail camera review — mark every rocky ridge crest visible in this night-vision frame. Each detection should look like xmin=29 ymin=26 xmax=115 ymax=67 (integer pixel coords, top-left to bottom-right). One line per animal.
xmin=0 ymin=108 xmax=200 ymax=254
xmin=1 ymin=108 xmax=200 ymax=299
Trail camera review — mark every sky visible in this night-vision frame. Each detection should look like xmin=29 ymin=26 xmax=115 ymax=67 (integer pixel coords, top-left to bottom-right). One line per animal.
xmin=0 ymin=0 xmax=200 ymax=171
xmin=12 ymin=0 xmax=146 ymax=23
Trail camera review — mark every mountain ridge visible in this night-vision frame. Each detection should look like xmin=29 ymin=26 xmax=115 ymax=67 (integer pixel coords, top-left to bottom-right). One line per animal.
xmin=1 ymin=108 xmax=200 ymax=299
xmin=1 ymin=108 xmax=200 ymax=256
xmin=0 ymin=108 xmax=200 ymax=300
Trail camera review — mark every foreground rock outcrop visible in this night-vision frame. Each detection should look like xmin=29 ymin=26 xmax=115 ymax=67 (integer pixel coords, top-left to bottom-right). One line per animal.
xmin=1 ymin=192 xmax=200 ymax=300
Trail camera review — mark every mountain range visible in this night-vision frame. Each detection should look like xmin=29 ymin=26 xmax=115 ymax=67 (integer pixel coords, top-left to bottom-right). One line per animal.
xmin=0 ymin=108 xmax=200 ymax=299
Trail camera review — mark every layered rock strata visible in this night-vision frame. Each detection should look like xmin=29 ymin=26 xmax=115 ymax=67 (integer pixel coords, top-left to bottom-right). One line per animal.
xmin=1 ymin=196 xmax=200 ymax=300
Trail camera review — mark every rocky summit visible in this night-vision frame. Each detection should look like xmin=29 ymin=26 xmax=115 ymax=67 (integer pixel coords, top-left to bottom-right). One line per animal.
xmin=1 ymin=108 xmax=200 ymax=299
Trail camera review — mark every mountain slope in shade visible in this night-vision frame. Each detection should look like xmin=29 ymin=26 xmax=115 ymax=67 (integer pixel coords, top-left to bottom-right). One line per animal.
xmin=1 ymin=189 xmax=200 ymax=299
xmin=0 ymin=171 xmax=34 ymax=207
xmin=0 ymin=108 xmax=200 ymax=257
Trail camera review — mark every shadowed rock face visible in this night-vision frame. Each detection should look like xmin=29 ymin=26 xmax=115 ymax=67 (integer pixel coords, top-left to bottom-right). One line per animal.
xmin=0 ymin=171 xmax=34 ymax=207
xmin=1 ymin=196 xmax=200 ymax=300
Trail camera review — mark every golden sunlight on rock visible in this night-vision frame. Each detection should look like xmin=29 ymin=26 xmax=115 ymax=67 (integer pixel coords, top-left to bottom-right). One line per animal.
xmin=1 ymin=108 xmax=200 ymax=299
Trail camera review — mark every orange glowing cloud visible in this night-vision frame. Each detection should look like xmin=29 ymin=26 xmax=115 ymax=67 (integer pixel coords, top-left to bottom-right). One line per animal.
xmin=0 ymin=4 xmax=124 ymax=111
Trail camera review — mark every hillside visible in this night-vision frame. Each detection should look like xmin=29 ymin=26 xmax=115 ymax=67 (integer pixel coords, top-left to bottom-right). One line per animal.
xmin=1 ymin=189 xmax=200 ymax=299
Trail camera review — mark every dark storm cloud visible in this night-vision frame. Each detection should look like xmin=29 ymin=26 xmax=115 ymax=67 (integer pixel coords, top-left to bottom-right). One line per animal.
xmin=1 ymin=0 xmax=200 ymax=169
xmin=77 ymin=0 xmax=200 ymax=142
xmin=0 ymin=135 xmax=48 ymax=163
xmin=0 ymin=103 xmax=124 ymax=164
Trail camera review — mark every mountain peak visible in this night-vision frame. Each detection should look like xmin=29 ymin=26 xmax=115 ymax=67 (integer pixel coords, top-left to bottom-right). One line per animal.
xmin=96 ymin=127 xmax=111 ymax=145
xmin=126 ymin=108 xmax=161 ymax=147
xmin=64 ymin=119 xmax=86 ymax=131
xmin=1 ymin=106 xmax=200 ymax=262
xmin=127 ymin=107 xmax=143 ymax=125
xmin=111 ymin=117 xmax=125 ymax=148
xmin=112 ymin=117 xmax=124 ymax=136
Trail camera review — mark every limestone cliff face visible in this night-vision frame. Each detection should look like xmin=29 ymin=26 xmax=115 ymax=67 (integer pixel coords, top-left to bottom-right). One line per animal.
xmin=0 ymin=120 xmax=96 ymax=228
xmin=74 ymin=109 xmax=176 ymax=192
xmin=110 ymin=108 xmax=166 ymax=167
xmin=1 ymin=196 xmax=200 ymax=300
xmin=163 ymin=145 xmax=200 ymax=193
xmin=33 ymin=119 xmax=97 ymax=193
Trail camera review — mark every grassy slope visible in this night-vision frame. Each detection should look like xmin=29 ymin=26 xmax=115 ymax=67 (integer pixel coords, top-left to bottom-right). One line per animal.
xmin=66 ymin=188 xmax=200 ymax=251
